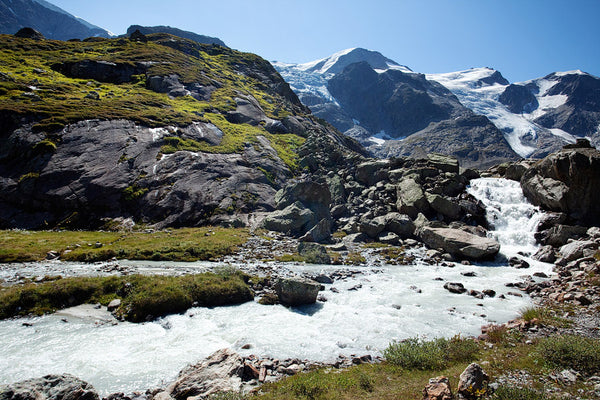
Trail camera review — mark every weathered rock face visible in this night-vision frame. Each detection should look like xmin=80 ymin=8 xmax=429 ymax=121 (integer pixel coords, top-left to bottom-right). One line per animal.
xmin=418 ymin=227 xmax=500 ymax=260
xmin=0 ymin=120 xmax=289 ymax=229
xmin=521 ymin=143 xmax=600 ymax=226
xmin=0 ymin=374 xmax=99 ymax=400
xmin=166 ymin=349 xmax=244 ymax=399
xmin=275 ymin=277 xmax=321 ymax=306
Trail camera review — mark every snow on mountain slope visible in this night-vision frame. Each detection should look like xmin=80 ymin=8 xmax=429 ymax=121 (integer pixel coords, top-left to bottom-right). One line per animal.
xmin=427 ymin=68 xmax=590 ymax=157
xmin=427 ymin=68 xmax=539 ymax=157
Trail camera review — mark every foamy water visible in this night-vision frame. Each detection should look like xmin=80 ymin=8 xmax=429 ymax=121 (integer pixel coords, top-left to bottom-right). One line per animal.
xmin=0 ymin=178 xmax=552 ymax=394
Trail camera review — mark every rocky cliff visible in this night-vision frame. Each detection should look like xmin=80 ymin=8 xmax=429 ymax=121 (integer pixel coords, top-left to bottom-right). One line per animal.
xmin=0 ymin=32 xmax=359 ymax=229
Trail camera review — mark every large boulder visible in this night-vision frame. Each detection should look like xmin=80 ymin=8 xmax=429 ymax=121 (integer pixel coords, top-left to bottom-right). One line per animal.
xmin=396 ymin=178 xmax=430 ymax=219
xmin=427 ymin=153 xmax=459 ymax=174
xmin=426 ymin=193 xmax=462 ymax=220
xmin=275 ymin=277 xmax=321 ymax=306
xmin=262 ymin=201 xmax=316 ymax=235
xmin=418 ymin=227 xmax=500 ymax=260
xmin=384 ymin=212 xmax=416 ymax=238
xmin=275 ymin=180 xmax=332 ymax=220
xmin=521 ymin=143 xmax=600 ymax=226
xmin=355 ymin=160 xmax=390 ymax=186
xmin=0 ymin=374 xmax=99 ymax=400
xmin=167 ymin=349 xmax=244 ymax=399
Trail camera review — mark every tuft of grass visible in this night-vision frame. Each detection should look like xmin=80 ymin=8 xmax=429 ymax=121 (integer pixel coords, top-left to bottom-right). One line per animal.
xmin=490 ymin=386 xmax=556 ymax=400
xmin=519 ymin=306 xmax=572 ymax=328
xmin=0 ymin=227 xmax=249 ymax=263
xmin=538 ymin=335 xmax=600 ymax=375
xmin=0 ymin=272 xmax=252 ymax=322
xmin=384 ymin=336 xmax=478 ymax=371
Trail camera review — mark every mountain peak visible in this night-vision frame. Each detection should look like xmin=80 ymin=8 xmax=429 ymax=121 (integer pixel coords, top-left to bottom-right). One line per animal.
xmin=296 ymin=47 xmax=412 ymax=75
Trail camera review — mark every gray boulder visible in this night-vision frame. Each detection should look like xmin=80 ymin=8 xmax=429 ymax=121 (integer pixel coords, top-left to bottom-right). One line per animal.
xmin=532 ymin=245 xmax=556 ymax=263
xmin=262 ymin=201 xmax=316 ymax=235
xmin=0 ymin=374 xmax=99 ymax=400
xmin=355 ymin=160 xmax=390 ymax=186
xmin=557 ymin=240 xmax=598 ymax=265
xmin=418 ymin=227 xmax=500 ymax=260
xmin=427 ymin=153 xmax=459 ymax=173
xmin=426 ymin=193 xmax=462 ymax=220
xmin=384 ymin=212 xmax=415 ymax=238
xmin=521 ymin=145 xmax=600 ymax=226
xmin=457 ymin=363 xmax=489 ymax=400
xmin=226 ymin=95 xmax=268 ymax=126
xmin=275 ymin=277 xmax=321 ymax=306
xmin=396 ymin=178 xmax=430 ymax=218
xmin=359 ymin=215 xmax=387 ymax=238
xmin=167 ymin=349 xmax=244 ymax=400
xmin=299 ymin=218 xmax=332 ymax=243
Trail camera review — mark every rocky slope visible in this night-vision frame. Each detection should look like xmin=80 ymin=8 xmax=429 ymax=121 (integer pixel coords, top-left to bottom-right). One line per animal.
xmin=0 ymin=0 xmax=113 ymax=39
xmin=0 ymin=31 xmax=360 ymax=229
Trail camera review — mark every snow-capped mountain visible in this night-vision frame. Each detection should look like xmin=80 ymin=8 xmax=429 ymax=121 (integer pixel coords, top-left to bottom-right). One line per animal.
xmin=0 ymin=0 xmax=113 ymax=40
xmin=274 ymin=48 xmax=600 ymax=166
xmin=428 ymin=68 xmax=600 ymax=158
xmin=274 ymin=48 xmax=519 ymax=168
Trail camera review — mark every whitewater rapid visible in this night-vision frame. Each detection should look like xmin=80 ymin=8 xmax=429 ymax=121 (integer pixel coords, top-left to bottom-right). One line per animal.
xmin=0 ymin=178 xmax=552 ymax=394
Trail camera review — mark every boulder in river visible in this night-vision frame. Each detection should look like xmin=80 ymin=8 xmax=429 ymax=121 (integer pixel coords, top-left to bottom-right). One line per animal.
xmin=0 ymin=374 xmax=99 ymax=400
xmin=275 ymin=277 xmax=321 ymax=306
xmin=418 ymin=227 xmax=500 ymax=260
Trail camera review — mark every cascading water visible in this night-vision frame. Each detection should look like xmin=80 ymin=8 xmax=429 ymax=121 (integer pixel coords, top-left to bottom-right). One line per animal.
xmin=467 ymin=177 xmax=544 ymax=258
xmin=0 ymin=178 xmax=552 ymax=394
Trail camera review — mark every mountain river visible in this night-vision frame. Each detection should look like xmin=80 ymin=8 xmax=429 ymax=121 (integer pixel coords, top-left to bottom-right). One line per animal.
xmin=0 ymin=178 xmax=553 ymax=394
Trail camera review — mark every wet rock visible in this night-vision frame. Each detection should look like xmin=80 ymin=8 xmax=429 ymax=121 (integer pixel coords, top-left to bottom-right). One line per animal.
xmin=457 ymin=363 xmax=489 ymax=400
xmin=46 ymin=250 xmax=60 ymax=260
xmin=444 ymin=282 xmax=467 ymax=294
xmin=508 ymin=257 xmax=530 ymax=269
xmin=313 ymin=274 xmax=334 ymax=284
xmin=418 ymin=227 xmax=500 ymax=260
xmin=167 ymin=349 xmax=244 ymax=399
xmin=275 ymin=277 xmax=321 ymax=306
xmin=422 ymin=376 xmax=453 ymax=400
xmin=378 ymin=231 xmax=401 ymax=245
xmin=537 ymin=224 xmax=588 ymax=247
xmin=426 ymin=193 xmax=462 ymax=220
xmin=0 ymin=374 xmax=99 ymax=400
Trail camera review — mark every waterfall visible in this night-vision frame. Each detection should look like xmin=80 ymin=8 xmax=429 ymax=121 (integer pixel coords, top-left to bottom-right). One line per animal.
xmin=467 ymin=177 xmax=543 ymax=258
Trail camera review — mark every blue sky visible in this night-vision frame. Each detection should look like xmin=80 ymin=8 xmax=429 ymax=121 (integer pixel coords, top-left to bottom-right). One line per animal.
xmin=50 ymin=0 xmax=600 ymax=82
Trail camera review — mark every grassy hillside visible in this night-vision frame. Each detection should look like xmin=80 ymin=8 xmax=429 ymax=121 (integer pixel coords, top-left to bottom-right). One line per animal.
xmin=0 ymin=33 xmax=306 ymax=168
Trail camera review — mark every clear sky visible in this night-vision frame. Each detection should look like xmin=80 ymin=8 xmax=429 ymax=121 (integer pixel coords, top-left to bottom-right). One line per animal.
xmin=49 ymin=0 xmax=600 ymax=83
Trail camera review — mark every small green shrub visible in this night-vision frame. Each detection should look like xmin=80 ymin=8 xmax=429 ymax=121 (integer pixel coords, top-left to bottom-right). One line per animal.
xmin=538 ymin=335 xmax=600 ymax=375
xmin=32 ymin=139 xmax=57 ymax=154
xmin=491 ymin=386 xmax=555 ymax=400
xmin=18 ymin=172 xmax=40 ymax=183
xmin=122 ymin=184 xmax=148 ymax=201
xmin=384 ymin=336 xmax=478 ymax=370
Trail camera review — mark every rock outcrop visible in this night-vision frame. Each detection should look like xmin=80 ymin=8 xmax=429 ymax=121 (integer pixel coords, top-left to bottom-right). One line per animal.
xmin=0 ymin=374 xmax=99 ymax=400
xmin=521 ymin=141 xmax=600 ymax=226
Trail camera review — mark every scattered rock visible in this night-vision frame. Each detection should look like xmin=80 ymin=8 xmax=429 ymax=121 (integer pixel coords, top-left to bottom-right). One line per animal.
xmin=419 ymin=227 xmax=500 ymax=260
xmin=423 ymin=376 xmax=453 ymax=400
xmin=107 ymin=299 xmax=121 ymax=312
xmin=444 ymin=282 xmax=467 ymax=294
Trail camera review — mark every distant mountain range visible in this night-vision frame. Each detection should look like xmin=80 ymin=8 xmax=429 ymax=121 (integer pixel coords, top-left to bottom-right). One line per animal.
xmin=125 ymin=25 xmax=226 ymax=47
xmin=0 ymin=0 xmax=113 ymax=39
xmin=274 ymin=49 xmax=600 ymax=167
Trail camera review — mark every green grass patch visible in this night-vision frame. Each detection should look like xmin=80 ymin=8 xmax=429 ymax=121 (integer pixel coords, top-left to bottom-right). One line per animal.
xmin=538 ymin=335 xmax=600 ymax=375
xmin=0 ymin=227 xmax=249 ymax=263
xmin=0 ymin=272 xmax=252 ymax=322
xmin=384 ymin=335 xmax=479 ymax=371
xmin=490 ymin=386 xmax=557 ymax=400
